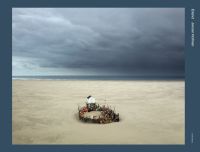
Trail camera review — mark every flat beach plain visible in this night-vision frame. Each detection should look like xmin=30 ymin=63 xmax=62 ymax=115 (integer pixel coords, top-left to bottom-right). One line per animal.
xmin=12 ymin=80 xmax=184 ymax=144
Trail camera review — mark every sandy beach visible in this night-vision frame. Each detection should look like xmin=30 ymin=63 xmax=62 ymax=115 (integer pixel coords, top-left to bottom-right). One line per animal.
xmin=12 ymin=80 xmax=184 ymax=144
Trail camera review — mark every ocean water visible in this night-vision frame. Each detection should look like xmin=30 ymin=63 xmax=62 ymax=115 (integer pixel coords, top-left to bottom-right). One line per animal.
xmin=12 ymin=75 xmax=184 ymax=80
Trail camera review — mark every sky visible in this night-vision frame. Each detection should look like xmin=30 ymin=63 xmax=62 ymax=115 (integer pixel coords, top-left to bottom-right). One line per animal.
xmin=12 ymin=8 xmax=185 ymax=76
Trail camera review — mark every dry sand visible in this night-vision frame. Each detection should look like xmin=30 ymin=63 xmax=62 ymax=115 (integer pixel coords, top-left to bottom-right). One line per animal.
xmin=12 ymin=80 xmax=184 ymax=144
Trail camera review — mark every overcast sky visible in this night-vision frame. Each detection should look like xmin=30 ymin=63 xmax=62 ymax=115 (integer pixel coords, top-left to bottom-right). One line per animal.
xmin=12 ymin=8 xmax=185 ymax=76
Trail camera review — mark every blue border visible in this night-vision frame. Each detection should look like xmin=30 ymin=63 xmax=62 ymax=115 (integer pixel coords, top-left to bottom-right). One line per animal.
xmin=1 ymin=0 xmax=200 ymax=151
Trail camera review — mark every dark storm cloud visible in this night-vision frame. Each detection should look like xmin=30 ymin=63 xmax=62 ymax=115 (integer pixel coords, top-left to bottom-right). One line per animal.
xmin=12 ymin=8 xmax=184 ymax=76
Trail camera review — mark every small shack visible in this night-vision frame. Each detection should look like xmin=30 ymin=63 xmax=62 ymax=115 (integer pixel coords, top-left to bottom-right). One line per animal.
xmin=86 ymin=95 xmax=96 ymax=111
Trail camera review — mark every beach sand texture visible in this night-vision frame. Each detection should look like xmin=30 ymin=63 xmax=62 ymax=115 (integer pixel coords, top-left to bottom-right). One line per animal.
xmin=12 ymin=80 xmax=184 ymax=144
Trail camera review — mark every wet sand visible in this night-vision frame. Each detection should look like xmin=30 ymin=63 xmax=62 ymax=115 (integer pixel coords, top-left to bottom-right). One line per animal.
xmin=12 ymin=80 xmax=184 ymax=144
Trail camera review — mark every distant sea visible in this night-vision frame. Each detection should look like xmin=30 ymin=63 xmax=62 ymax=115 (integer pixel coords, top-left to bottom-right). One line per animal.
xmin=12 ymin=75 xmax=184 ymax=81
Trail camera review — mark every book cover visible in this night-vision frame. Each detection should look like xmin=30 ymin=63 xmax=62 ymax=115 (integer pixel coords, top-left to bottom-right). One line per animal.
xmin=0 ymin=0 xmax=199 ymax=151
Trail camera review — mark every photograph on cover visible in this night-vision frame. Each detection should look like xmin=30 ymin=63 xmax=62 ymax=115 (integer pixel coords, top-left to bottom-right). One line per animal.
xmin=12 ymin=8 xmax=185 ymax=144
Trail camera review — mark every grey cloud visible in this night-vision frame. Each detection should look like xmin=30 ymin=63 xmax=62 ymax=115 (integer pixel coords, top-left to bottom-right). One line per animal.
xmin=12 ymin=8 xmax=184 ymax=76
